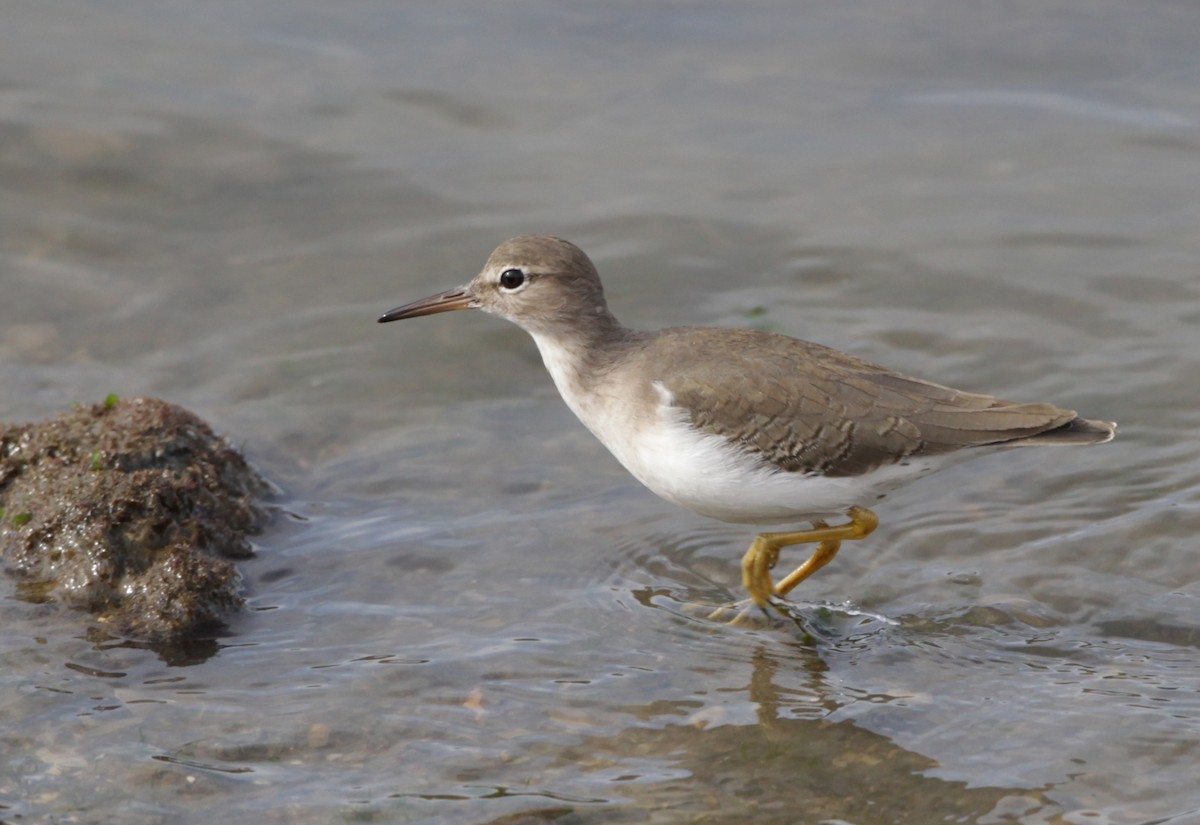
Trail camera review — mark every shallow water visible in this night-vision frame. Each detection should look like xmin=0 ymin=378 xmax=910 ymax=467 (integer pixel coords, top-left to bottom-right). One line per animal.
xmin=3 ymin=2 xmax=1200 ymax=823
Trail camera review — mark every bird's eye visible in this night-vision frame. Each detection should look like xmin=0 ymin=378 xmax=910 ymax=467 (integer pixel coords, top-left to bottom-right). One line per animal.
xmin=498 ymin=268 xmax=526 ymax=291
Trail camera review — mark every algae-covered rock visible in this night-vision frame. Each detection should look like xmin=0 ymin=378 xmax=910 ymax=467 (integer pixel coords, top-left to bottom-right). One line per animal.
xmin=0 ymin=396 xmax=268 ymax=641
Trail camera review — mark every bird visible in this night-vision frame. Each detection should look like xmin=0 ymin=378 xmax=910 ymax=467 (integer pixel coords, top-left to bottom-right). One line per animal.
xmin=378 ymin=235 xmax=1116 ymax=616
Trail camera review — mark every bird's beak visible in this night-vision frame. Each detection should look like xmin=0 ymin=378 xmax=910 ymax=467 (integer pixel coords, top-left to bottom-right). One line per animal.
xmin=378 ymin=286 xmax=477 ymax=323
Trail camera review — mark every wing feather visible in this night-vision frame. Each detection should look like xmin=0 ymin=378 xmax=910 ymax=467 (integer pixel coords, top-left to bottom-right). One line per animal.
xmin=630 ymin=327 xmax=1101 ymax=477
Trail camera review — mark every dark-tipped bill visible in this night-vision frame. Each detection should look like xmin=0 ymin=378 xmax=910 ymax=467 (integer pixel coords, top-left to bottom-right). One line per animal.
xmin=378 ymin=287 xmax=476 ymax=323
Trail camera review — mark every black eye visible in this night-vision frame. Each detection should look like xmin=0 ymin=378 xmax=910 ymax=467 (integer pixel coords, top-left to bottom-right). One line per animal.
xmin=498 ymin=268 xmax=526 ymax=290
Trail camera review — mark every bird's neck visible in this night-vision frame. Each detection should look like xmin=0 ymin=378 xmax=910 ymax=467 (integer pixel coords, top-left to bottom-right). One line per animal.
xmin=526 ymin=308 xmax=632 ymax=404
xmin=527 ymin=301 xmax=623 ymax=354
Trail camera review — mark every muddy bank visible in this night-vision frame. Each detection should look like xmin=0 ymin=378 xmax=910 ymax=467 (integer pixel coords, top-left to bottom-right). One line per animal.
xmin=0 ymin=396 xmax=268 ymax=642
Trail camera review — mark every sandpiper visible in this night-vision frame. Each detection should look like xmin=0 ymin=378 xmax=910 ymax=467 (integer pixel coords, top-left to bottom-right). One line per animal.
xmin=379 ymin=236 xmax=1115 ymax=614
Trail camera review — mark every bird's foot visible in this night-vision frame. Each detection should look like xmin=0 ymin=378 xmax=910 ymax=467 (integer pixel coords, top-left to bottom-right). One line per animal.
xmin=693 ymin=597 xmax=789 ymax=629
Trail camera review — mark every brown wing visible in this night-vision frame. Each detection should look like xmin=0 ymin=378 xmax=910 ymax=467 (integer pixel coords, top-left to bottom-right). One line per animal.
xmin=643 ymin=327 xmax=1096 ymax=477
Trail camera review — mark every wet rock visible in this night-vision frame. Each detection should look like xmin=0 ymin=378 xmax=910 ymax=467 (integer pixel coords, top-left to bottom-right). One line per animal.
xmin=0 ymin=396 xmax=268 ymax=642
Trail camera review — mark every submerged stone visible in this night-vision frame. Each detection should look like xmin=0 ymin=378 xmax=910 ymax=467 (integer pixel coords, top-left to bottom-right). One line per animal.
xmin=0 ymin=396 xmax=268 ymax=642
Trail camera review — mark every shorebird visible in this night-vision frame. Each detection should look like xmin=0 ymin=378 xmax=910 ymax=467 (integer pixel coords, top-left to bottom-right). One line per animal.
xmin=379 ymin=236 xmax=1115 ymax=615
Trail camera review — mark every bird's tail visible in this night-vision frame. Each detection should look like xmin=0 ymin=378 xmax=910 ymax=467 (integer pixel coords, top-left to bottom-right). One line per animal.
xmin=1008 ymin=416 xmax=1117 ymax=446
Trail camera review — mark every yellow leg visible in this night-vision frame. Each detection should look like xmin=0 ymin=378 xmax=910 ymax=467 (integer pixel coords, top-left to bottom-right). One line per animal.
xmin=740 ymin=506 xmax=879 ymax=609
xmin=774 ymin=534 xmax=839 ymax=597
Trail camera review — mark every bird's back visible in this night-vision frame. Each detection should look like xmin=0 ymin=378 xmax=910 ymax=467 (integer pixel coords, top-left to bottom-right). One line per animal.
xmin=608 ymin=326 xmax=1114 ymax=479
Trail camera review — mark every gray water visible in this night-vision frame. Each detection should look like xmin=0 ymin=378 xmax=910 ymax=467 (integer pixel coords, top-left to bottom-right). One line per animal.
xmin=3 ymin=2 xmax=1199 ymax=823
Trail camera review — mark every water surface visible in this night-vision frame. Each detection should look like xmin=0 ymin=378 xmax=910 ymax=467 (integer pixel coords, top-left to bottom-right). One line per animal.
xmin=2 ymin=2 xmax=1199 ymax=823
